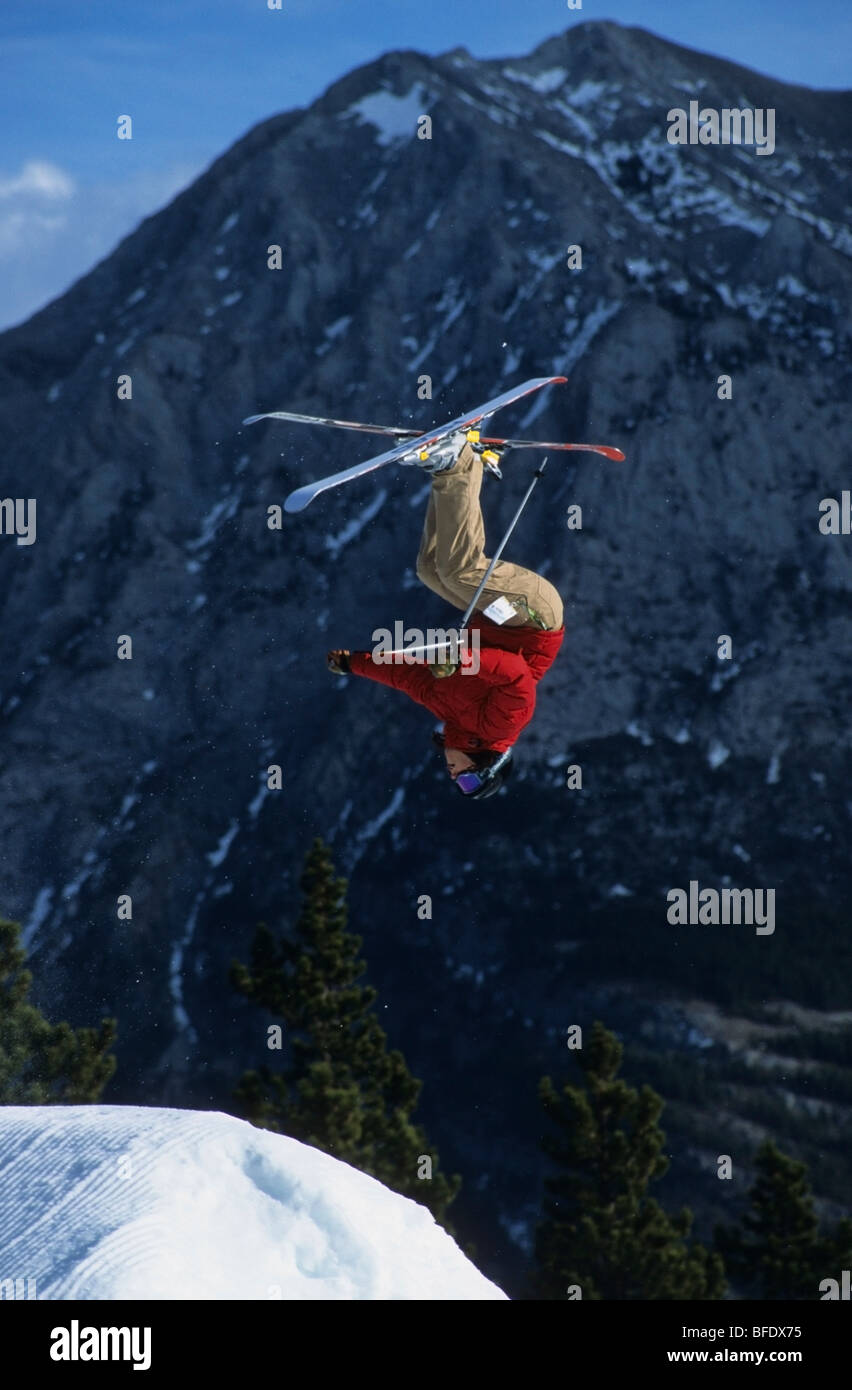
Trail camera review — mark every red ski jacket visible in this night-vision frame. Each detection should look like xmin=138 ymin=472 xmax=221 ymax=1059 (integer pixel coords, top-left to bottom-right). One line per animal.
xmin=347 ymin=613 xmax=564 ymax=753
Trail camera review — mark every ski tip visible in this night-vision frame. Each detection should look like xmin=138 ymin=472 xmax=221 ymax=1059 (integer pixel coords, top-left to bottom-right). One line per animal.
xmin=284 ymin=490 xmax=312 ymax=514
xmin=608 ymin=447 xmax=626 ymax=461
xmin=242 ymin=414 xmax=265 ymax=425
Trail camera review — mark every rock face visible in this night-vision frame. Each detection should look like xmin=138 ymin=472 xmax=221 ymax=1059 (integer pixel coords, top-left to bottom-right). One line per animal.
xmin=1 ymin=21 xmax=850 ymax=1293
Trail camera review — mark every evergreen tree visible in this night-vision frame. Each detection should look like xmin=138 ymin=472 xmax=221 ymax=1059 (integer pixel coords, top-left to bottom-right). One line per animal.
xmin=533 ymin=1021 xmax=725 ymax=1300
xmin=231 ymin=838 xmax=460 ymax=1225
xmin=715 ymin=1139 xmax=852 ymax=1299
xmin=0 ymin=917 xmax=116 ymax=1102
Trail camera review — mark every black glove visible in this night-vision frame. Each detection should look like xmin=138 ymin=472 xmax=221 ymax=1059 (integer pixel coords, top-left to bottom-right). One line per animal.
xmin=327 ymin=649 xmax=351 ymax=674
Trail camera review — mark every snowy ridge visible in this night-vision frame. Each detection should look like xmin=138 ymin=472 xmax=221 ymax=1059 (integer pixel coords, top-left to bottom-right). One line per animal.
xmin=450 ymin=58 xmax=852 ymax=257
xmin=0 ymin=1106 xmax=506 ymax=1300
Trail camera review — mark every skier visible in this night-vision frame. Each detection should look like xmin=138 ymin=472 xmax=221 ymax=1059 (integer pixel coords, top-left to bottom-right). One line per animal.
xmin=327 ymin=434 xmax=564 ymax=799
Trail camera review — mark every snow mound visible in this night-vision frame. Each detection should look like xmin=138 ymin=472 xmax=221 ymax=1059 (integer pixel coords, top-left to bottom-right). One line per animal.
xmin=0 ymin=1106 xmax=506 ymax=1300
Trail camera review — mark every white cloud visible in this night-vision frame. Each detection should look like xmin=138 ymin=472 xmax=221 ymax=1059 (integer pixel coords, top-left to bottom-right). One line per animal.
xmin=0 ymin=163 xmax=198 ymax=330
xmin=0 ymin=159 xmax=75 ymax=201
xmin=0 ymin=160 xmax=76 ymax=262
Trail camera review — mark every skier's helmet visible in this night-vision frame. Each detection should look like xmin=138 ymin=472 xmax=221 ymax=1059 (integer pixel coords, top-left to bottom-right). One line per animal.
xmin=455 ymin=748 xmax=513 ymax=799
xmin=432 ymin=733 xmax=513 ymax=798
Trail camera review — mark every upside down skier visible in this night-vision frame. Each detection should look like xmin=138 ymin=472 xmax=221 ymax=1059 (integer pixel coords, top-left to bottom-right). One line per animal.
xmin=327 ymin=433 xmax=565 ymax=799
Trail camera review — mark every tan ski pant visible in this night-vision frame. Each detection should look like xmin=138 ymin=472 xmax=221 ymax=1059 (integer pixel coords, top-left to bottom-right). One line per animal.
xmin=415 ymin=443 xmax=563 ymax=630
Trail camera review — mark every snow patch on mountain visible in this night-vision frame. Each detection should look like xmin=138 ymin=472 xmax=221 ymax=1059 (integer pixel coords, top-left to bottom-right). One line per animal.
xmin=557 ymin=299 xmax=622 ymax=375
xmin=186 ymin=486 xmax=242 ymax=553
xmin=503 ymin=66 xmax=567 ymax=94
xmin=22 ymin=886 xmax=54 ymax=951
xmin=708 ymin=740 xmax=731 ymax=769
xmin=356 ymin=788 xmax=405 ymax=849
xmin=325 ymin=488 xmax=387 ymax=559
xmin=341 ymin=84 xmax=433 ymax=146
xmin=207 ymin=821 xmax=239 ymax=868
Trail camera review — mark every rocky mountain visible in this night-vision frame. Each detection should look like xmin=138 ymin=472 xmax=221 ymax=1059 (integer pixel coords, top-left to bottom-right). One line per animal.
xmin=1 ymin=20 xmax=851 ymax=1293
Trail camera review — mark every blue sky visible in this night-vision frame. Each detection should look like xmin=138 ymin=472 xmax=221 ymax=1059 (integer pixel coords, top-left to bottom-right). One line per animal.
xmin=1 ymin=0 xmax=849 ymax=328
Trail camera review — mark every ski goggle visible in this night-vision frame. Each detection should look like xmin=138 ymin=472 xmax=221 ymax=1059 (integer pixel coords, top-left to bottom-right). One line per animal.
xmin=455 ymin=768 xmax=491 ymax=796
xmin=455 ymin=754 xmax=511 ymax=796
xmin=432 ymin=731 xmax=511 ymax=796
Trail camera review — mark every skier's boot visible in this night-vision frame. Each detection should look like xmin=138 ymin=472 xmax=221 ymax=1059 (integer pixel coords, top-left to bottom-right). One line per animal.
xmin=404 ymin=429 xmax=505 ymax=478
xmin=403 ymin=429 xmax=470 ymax=475
xmin=470 ymin=438 xmax=505 ymax=480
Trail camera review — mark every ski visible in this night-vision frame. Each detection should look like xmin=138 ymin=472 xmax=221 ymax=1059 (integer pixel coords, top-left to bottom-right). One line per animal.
xmin=273 ymin=377 xmax=568 ymax=513
xmin=242 ymin=408 xmax=411 ymax=438
xmin=242 ymin=407 xmax=624 ymax=462
xmin=481 ymin=437 xmax=625 ymax=461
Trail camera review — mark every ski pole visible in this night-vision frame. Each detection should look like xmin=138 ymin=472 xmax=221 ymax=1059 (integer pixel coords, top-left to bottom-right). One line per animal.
xmin=382 ymin=458 xmax=549 ymax=660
